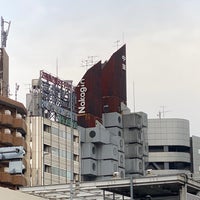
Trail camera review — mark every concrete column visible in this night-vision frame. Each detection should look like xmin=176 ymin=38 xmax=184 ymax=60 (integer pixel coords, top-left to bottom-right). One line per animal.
xmin=180 ymin=184 xmax=187 ymax=200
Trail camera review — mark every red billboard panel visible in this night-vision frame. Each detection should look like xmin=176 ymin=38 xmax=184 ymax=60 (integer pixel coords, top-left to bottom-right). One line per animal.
xmin=102 ymin=44 xmax=126 ymax=106
xmin=76 ymin=45 xmax=127 ymax=128
xmin=76 ymin=61 xmax=102 ymax=117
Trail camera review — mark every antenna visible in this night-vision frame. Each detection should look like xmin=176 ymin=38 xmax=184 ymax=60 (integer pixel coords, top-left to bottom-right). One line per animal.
xmin=15 ymin=83 xmax=19 ymax=101
xmin=81 ymin=56 xmax=98 ymax=71
xmin=114 ymin=40 xmax=120 ymax=50
xmin=159 ymin=106 xmax=170 ymax=118
xmin=1 ymin=16 xmax=11 ymax=48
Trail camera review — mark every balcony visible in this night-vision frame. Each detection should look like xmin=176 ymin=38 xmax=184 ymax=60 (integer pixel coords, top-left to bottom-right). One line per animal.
xmin=13 ymin=135 xmax=27 ymax=151
xmin=13 ymin=118 xmax=27 ymax=135
xmin=0 ymin=132 xmax=13 ymax=145
xmin=12 ymin=174 xmax=27 ymax=186
xmin=0 ymin=172 xmax=12 ymax=184
xmin=0 ymin=114 xmax=13 ymax=127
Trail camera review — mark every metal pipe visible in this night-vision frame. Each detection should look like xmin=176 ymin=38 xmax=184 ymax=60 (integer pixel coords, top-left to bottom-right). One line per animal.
xmin=130 ymin=175 xmax=133 ymax=200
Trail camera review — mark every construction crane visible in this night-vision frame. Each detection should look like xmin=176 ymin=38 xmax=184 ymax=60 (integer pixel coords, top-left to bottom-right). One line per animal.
xmin=1 ymin=16 xmax=11 ymax=48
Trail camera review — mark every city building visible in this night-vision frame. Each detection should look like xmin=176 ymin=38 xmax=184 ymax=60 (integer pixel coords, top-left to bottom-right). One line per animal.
xmin=147 ymin=118 xmax=191 ymax=175
xmin=19 ymin=44 xmax=200 ymax=200
xmin=190 ymin=135 xmax=200 ymax=181
xmin=76 ymin=44 xmax=149 ymax=181
xmin=0 ymin=45 xmax=30 ymax=189
xmin=26 ymin=70 xmax=80 ymax=186
xmin=0 ymin=94 xmax=31 ymax=189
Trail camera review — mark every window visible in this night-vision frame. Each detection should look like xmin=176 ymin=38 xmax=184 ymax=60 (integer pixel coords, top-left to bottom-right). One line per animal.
xmin=44 ymin=165 xmax=51 ymax=173
xmin=44 ymin=124 xmax=51 ymax=132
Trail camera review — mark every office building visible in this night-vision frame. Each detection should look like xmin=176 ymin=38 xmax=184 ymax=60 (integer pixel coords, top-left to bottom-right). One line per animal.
xmin=76 ymin=45 xmax=148 ymax=181
xmin=26 ymin=71 xmax=80 ymax=186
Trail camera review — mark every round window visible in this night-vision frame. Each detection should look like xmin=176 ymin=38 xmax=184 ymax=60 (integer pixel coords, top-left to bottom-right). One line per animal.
xmin=89 ymin=130 xmax=96 ymax=138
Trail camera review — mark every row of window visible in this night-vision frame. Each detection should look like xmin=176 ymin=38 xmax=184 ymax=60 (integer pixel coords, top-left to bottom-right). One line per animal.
xmin=44 ymin=124 xmax=72 ymax=139
xmin=44 ymin=124 xmax=79 ymax=143
xmin=52 ymin=147 xmax=72 ymax=159
xmin=44 ymin=165 xmax=71 ymax=178
xmin=44 ymin=145 xmax=72 ymax=159
xmin=149 ymin=145 xmax=190 ymax=153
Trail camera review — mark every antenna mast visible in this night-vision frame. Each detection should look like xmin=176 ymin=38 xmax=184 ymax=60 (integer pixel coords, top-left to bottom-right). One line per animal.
xmin=1 ymin=16 xmax=11 ymax=48
xmin=15 ymin=83 xmax=19 ymax=101
xmin=81 ymin=56 xmax=98 ymax=71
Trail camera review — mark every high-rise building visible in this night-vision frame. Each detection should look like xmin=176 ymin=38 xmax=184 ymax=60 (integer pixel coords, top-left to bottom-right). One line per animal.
xmin=0 ymin=46 xmax=30 ymax=189
xmin=76 ymin=45 xmax=148 ymax=181
xmin=26 ymin=71 xmax=80 ymax=186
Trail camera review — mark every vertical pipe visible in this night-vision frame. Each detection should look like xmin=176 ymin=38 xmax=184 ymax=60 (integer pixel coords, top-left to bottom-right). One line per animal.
xmin=130 ymin=175 xmax=133 ymax=200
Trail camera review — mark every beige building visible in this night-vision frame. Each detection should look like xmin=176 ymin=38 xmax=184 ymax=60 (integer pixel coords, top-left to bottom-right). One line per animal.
xmin=28 ymin=116 xmax=80 ymax=186
xmin=26 ymin=71 xmax=80 ymax=186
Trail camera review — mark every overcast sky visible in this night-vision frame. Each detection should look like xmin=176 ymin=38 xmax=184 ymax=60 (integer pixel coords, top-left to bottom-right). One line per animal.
xmin=1 ymin=0 xmax=200 ymax=135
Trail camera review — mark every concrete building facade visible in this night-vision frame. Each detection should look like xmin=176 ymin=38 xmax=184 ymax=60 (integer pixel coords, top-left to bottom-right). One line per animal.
xmin=26 ymin=71 xmax=80 ymax=186
xmin=76 ymin=45 xmax=149 ymax=181
xmin=147 ymin=118 xmax=191 ymax=175
xmin=190 ymin=135 xmax=200 ymax=180
xmin=28 ymin=116 xmax=79 ymax=186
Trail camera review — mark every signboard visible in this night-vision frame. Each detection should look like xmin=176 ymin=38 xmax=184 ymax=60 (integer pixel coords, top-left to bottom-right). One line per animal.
xmin=40 ymin=70 xmax=77 ymax=128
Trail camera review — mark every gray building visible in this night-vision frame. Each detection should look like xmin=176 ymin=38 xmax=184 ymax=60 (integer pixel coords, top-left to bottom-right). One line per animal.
xmin=26 ymin=71 xmax=80 ymax=186
xmin=80 ymin=108 xmax=149 ymax=181
xmin=191 ymin=135 xmax=200 ymax=181
xmin=147 ymin=118 xmax=191 ymax=176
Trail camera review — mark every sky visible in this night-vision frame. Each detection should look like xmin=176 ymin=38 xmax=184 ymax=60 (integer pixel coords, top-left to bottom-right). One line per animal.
xmin=1 ymin=0 xmax=200 ymax=135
